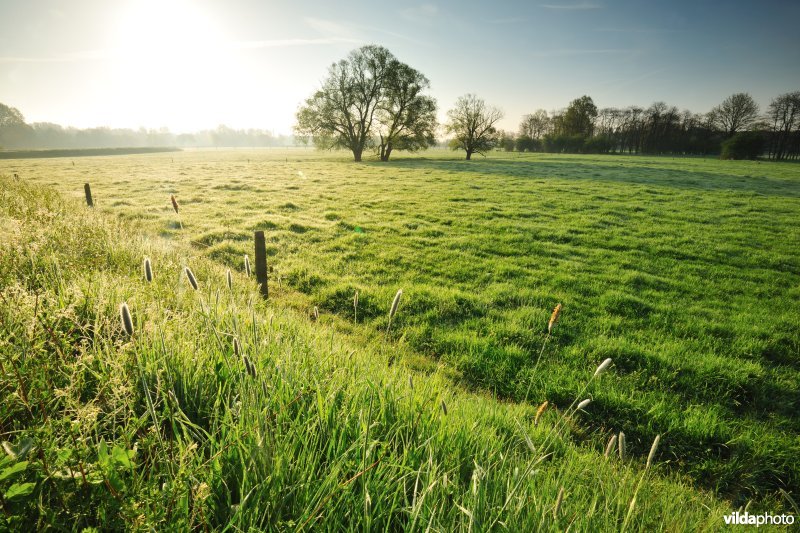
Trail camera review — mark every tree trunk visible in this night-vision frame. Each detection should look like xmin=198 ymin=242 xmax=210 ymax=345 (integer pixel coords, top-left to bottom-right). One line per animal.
xmin=383 ymin=145 xmax=392 ymax=162
xmin=353 ymin=147 xmax=363 ymax=162
xmin=465 ymin=149 xmax=473 ymax=160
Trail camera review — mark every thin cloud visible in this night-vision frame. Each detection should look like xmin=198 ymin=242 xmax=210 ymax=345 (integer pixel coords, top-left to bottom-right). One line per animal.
xmin=490 ymin=17 xmax=527 ymax=24
xmin=600 ymin=68 xmax=669 ymax=90
xmin=231 ymin=38 xmax=361 ymax=50
xmin=399 ymin=4 xmax=439 ymax=24
xmin=540 ymin=2 xmax=602 ymax=10
xmin=594 ymin=27 xmax=684 ymax=34
xmin=305 ymin=17 xmax=354 ymax=38
xmin=0 ymin=38 xmax=363 ymax=64
xmin=530 ymin=48 xmax=632 ymax=58
xmin=306 ymin=16 xmax=428 ymax=47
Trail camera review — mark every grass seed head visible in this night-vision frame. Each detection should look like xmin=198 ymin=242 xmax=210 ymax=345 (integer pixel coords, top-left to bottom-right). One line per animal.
xmin=389 ymin=289 xmax=403 ymax=319
xmin=441 ymin=399 xmax=448 ymax=416
xmin=143 ymin=257 xmax=153 ymax=282
xmin=646 ymin=434 xmax=661 ymax=469
xmin=226 ymin=269 xmax=233 ymax=290
xmin=594 ymin=357 xmax=613 ymax=377
xmin=354 ymin=290 xmax=359 ymax=308
xmin=170 ymin=194 xmax=179 ymax=214
xmin=576 ymin=398 xmax=591 ymax=411
xmin=243 ymin=355 xmax=257 ymax=378
xmin=604 ymin=434 xmax=617 ymax=458
xmin=233 ymin=337 xmax=241 ymax=357
xmin=548 ymin=303 xmax=562 ymax=333
xmin=534 ymin=400 xmax=549 ymax=426
xmin=313 ymin=306 xmax=319 ymax=320
xmin=244 ymin=254 xmax=251 ymax=277
xmin=553 ymin=486 xmax=565 ymax=519
xmin=119 ymin=302 xmax=134 ymax=337
xmin=185 ymin=266 xmax=198 ymax=290
xmin=618 ymin=431 xmax=626 ymax=460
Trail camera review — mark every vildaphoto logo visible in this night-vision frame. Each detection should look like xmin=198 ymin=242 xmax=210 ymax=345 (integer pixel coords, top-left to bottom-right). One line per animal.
xmin=723 ymin=511 xmax=795 ymax=527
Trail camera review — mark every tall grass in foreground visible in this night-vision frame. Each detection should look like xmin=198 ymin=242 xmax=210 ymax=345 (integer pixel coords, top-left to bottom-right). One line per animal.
xmin=0 ymin=177 xmax=735 ymax=530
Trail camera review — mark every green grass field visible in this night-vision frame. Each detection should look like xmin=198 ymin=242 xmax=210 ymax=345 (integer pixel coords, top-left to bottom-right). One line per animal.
xmin=1 ymin=149 xmax=799 ymax=529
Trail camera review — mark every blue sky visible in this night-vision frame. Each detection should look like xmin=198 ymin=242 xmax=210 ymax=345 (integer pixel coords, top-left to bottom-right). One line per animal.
xmin=1 ymin=0 xmax=798 ymax=134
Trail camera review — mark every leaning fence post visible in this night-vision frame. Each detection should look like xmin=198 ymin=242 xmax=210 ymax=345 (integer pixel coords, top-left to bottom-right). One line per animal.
xmin=84 ymin=183 xmax=94 ymax=207
xmin=254 ymin=230 xmax=268 ymax=299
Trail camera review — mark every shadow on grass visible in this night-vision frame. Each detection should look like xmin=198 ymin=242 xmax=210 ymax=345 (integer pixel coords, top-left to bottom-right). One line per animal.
xmin=373 ymin=157 xmax=800 ymax=198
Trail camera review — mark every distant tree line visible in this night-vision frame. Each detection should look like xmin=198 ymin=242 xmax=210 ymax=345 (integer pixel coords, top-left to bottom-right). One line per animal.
xmin=507 ymin=92 xmax=800 ymax=160
xmin=0 ymin=103 xmax=295 ymax=150
xmin=4 ymin=42 xmax=799 ymax=161
xmin=296 ymin=45 xmax=799 ymax=161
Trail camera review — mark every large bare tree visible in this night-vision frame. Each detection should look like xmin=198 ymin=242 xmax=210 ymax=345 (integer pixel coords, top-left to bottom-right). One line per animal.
xmin=767 ymin=91 xmax=800 ymax=160
xmin=445 ymin=94 xmax=503 ymax=160
xmin=709 ymin=93 xmax=760 ymax=137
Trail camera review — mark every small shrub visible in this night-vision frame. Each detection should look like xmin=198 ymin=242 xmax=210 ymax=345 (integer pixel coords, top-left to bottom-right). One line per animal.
xmin=720 ymin=132 xmax=765 ymax=160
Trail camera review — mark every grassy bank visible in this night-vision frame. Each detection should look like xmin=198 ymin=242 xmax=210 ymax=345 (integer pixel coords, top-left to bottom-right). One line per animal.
xmin=0 ymin=172 xmax=742 ymax=529
xmin=2 ymin=148 xmax=799 ymax=525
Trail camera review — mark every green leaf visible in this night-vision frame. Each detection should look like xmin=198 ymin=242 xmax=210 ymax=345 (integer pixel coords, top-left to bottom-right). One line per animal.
xmin=5 ymin=482 xmax=36 ymax=501
xmin=97 ymin=440 xmax=110 ymax=468
xmin=0 ymin=461 xmax=28 ymax=482
xmin=111 ymin=446 xmax=135 ymax=469
xmin=106 ymin=471 xmax=124 ymax=493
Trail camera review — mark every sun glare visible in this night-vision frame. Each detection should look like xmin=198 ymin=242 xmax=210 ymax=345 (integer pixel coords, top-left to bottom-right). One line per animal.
xmin=109 ymin=0 xmax=241 ymax=131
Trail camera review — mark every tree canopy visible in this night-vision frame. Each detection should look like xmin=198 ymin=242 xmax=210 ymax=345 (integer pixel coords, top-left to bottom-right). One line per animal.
xmin=295 ymin=45 xmax=437 ymax=162
xmin=709 ymin=93 xmax=760 ymax=137
xmin=444 ymin=94 xmax=504 ymax=160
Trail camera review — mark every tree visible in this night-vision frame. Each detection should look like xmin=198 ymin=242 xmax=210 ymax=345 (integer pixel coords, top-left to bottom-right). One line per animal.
xmin=295 ymin=45 xmax=437 ymax=162
xmin=519 ymin=109 xmax=550 ymax=140
xmin=445 ymin=94 xmax=504 ymax=160
xmin=375 ymin=63 xmax=437 ymax=161
xmin=766 ymin=91 xmax=800 ymax=160
xmin=0 ymin=102 xmax=33 ymax=149
xmin=720 ymin=132 xmax=765 ymax=160
xmin=559 ymin=96 xmax=597 ymax=138
xmin=498 ymin=130 xmax=515 ymax=152
xmin=709 ymin=93 xmax=760 ymax=137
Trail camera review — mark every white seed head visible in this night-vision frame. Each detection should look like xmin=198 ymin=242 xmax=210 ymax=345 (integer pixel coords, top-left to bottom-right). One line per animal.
xmin=594 ymin=357 xmax=612 ymax=377
xmin=576 ymin=398 xmax=591 ymax=411
xmin=604 ymin=434 xmax=617 ymax=458
xmin=646 ymin=434 xmax=660 ymax=469
xmin=226 ymin=269 xmax=233 ymax=290
xmin=618 ymin=431 xmax=626 ymax=460
xmin=244 ymin=255 xmax=251 ymax=277
xmin=389 ymin=289 xmax=403 ymax=319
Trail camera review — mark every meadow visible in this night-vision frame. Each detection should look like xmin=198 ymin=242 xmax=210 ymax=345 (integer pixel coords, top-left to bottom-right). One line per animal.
xmin=1 ymin=148 xmax=798 ymax=529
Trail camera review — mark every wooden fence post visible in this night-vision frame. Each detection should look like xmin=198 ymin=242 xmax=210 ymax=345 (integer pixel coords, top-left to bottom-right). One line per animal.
xmin=84 ymin=183 xmax=94 ymax=207
xmin=254 ymin=230 xmax=268 ymax=299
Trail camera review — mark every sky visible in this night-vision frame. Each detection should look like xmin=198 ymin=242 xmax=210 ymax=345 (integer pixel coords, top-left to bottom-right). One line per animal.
xmin=1 ymin=0 xmax=799 ymax=135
